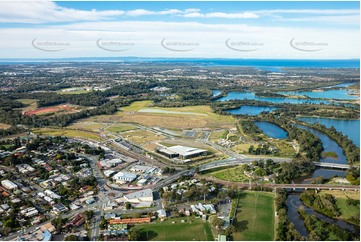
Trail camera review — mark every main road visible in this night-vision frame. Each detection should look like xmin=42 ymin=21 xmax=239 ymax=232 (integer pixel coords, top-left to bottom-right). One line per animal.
xmin=199 ymin=156 xmax=292 ymax=172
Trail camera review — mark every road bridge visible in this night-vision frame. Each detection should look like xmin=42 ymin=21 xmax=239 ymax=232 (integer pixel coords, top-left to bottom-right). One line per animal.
xmin=314 ymin=162 xmax=350 ymax=170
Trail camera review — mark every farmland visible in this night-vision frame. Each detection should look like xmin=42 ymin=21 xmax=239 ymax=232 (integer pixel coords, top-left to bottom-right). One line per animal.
xmin=134 ymin=217 xmax=214 ymax=241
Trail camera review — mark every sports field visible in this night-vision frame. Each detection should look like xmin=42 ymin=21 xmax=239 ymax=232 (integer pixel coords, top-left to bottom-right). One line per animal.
xmin=134 ymin=217 xmax=214 ymax=241
xmin=233 ymin=191 xmax=275 ymax=241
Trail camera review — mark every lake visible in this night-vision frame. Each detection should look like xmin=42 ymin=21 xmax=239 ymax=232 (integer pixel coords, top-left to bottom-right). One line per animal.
xmin=280 ymin=89 xmax=358 ymax=100
xmin=254 ymin=121 xmax=288 ymax=139
xmin=217 ymin=91 xmax=331 ymax=105
xmin=298 ymin=117 xmax=360 ymax=147
xmin=226 ymin=106 xmax=277 ymax=116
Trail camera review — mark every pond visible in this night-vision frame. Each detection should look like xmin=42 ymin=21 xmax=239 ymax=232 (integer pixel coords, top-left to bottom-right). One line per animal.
xmin=254 ymin=121 xmax=288 ymax=139
xmin=298 ymin=117 xmax=360 ymax=147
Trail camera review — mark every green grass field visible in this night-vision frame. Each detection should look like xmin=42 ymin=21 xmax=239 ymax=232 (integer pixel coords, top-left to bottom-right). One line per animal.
xmin=209 ymin=165 xmax=251 ymax=182
xmin=105 ymin=123 xmax=137 ymax=132
xmin=120 ymin=100 xmax=153 ymax=112
xmin=68 ymin=121 xmax=105 ymax=132
xmin=32 ymin=128 xmax=102 ymax=142
xmin=318 ymin=190 xmax=360 ymax=225
xmin=16 ymin=98 xmax=38 ymax=112
xmin=233 ymin=191 xmax=275 ymax=241
xmin=135 ymin=217 xmax=214 ymax=241
xmin=336 ymin=198 xmax=360 ymax=223
xmin=117 ymin=101 xmax=236 ymax=130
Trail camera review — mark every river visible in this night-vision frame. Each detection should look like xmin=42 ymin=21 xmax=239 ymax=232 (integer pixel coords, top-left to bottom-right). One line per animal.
xmin=286 ymin=192 xmax=359 ymax=238
xmin=298 ymin=117 xmax=360 ymax=147
xmin=295 ymin=124 xmax=348 ymax=164
xmin=217 ymin=91 xmax=332 ymax=105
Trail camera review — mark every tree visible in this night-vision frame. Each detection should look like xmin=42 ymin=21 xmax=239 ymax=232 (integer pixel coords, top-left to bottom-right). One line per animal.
xmin=125 ymin=202 xmax=132 ymax=210
xmin=99 ymin=218 xmax=107 ymax=229
xmin=212 ymin=217 xmax=225 ymax=231
xmin=129 ymin=228 xmax=141 ymax=241
xmin=65 ymin=235 xmax=78 ymax=241
xmin=225 ymin=225 xmax=235 ymax=237
xmin=200 ymin=184 xmax=209 ymax=203
xmin=83 ymin=210 xmax=94 ymax=221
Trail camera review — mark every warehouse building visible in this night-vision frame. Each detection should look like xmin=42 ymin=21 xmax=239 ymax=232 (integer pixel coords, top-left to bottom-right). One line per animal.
xmin=113 ymin=171 xmax=137 ymax=183
xmin=1 ymin=179 xmax=18 ymax=190
xmin=156 ymin=145 xmax=207 ymax=160
xmin=123 ymin=188 xmax=153 ymax=207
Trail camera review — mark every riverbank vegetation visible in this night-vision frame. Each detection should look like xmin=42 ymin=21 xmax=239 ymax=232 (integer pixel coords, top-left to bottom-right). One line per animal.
xmin=307 ymin=123 xmax=360 ymax=164
xmin=298 ymin=208 xmax=359 ymax=241
xmin=275 ymin=189 xmax=305 ymax=241
xmin=300 ymin=191 xmax=339 ymax=218
xmin=300 ymin=190 xmax=360 ymax=226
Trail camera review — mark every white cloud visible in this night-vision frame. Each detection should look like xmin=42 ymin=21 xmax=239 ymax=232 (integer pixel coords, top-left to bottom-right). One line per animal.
xmin=254 ymin=9 xmax=360 ymax=15
xmin=0 ymin=21 xmax=358 ymax=59
xmin=0 ymin=1 xmax=258 ymax=23
xmin=183 ymin=12 xmax=259 ymax=19
xmin=277 ymin=14 xmax=360 ymax=24
xmin=0 ymin=1 xmax=126 ymax=23
xmin=0 ymin=1 xmax=358 ymax=23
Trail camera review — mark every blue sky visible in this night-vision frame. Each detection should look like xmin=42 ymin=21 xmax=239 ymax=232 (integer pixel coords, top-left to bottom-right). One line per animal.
xmin=0 ymin=1 xmax=359 ymax=59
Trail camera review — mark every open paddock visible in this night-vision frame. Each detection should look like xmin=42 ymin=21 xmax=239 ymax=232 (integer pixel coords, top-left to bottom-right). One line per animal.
xmin=0 ymin=123 xmax=11 ymax=130
xmin=23 ymin=104 xmax=79 ymax=116
xmin=32 ymin=128 xmax=102 ymax=142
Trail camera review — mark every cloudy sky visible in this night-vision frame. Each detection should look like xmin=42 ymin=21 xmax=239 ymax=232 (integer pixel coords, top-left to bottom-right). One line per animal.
xmin=0 ymin=0 xmax=359 ymax=59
